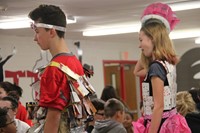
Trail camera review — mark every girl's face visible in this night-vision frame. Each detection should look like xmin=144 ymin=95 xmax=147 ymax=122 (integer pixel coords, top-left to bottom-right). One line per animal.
xmin=139 ymin=30 xmax=154 ymax=57
xmin=123 ymin=113 xmax=133 ymax=128
xmin=0 ymin=88 xmax=7 ymax=99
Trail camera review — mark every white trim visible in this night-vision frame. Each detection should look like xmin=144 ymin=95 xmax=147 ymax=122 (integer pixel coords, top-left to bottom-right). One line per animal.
xmin=141 ymin=14 xmax=170 ymax=33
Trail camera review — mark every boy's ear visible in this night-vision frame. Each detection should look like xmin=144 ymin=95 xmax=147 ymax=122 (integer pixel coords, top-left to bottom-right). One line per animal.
xmin=49 ymin=28 xmax=57 ymax=37
xmin=116 ymin=110 xmax=122 ymax=118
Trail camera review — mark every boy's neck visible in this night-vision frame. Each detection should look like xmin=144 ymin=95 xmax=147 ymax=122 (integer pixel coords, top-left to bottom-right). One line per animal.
xmin=49 ymin=38 xmax=70 ymax=57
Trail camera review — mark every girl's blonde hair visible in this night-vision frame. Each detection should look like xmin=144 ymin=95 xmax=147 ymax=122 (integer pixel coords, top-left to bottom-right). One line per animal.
xmin=140 ymin=19 xmax=179 ymax=69
xmin=176 ymin=91 xmax=196 ymax=116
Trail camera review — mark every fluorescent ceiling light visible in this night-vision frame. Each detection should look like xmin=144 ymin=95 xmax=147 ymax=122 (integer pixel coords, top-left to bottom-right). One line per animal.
xmin=195 ymin=37 xmax=200 ymax=44
xmin=0 ymin=17 xmax=32 ymax=29
xmin=83 ymin=23 xmax=141 ymax=36
xmin=83 ymin=22 xmax=200 ymax=40
xmin=169 ymin=29 xmax=200 ymax=40
xmin=169 ymin=1 xmax=200 ymax=11
xmin=0 ymin=16 xmax=76 ymax=29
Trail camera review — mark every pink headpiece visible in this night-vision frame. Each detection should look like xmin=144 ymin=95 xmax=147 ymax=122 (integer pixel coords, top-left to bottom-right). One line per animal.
xmin=141 ymin=2 xmax=180 ymax=32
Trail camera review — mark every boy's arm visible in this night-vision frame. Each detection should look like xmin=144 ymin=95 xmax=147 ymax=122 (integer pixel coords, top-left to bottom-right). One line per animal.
xmin=44 ymin=107 xmax=61 ymax=133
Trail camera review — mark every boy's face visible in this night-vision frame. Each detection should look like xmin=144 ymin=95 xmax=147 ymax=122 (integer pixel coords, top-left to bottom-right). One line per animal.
xmin=0 ymin=115 xmax=16 ymax=133
xmin=117 ymin=110 xmax=125 ymax=123
xmin=31 ymin=22 xmax=51 ymax=51
xmin=0 ymin=88 xmax=7 ymax=99
xmin=0 ymin=101 xmax=16 ymax=120
xmin=94 ymin=109 xmax=105 ymax=121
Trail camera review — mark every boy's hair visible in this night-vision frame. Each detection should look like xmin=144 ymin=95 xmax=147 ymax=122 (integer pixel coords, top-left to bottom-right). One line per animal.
xmin=13 ymin=83 xmax=23 ymax=98
xmin=28 ymin=4 xmax=66 ymax=38
xmin=0 ymin=81 xmax=15 ymax=94
xmin=104 ymin=98 xmax=124 ymax=118
xmin=7 ymin=91 xmax=20 ymax=101
xmin=0 ymin=107 xmax=9 ymax=128
xmin=91 ymin=98 xmax=105 ymax=111
xmin=7 ymin=83 xmax=23 ymax=101
xmin=1 ymin=96 xmax=18 ymax=110
xmin=176 ymin=91 xmax=196 ymax=116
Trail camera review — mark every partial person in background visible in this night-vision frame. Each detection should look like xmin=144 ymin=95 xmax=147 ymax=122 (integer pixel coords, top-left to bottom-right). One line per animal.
xmin=9 ymin=84 xmax=33 ymax=126
xmin=0 ymin=47 xmax=16 ymax=82
xmin=176 ymin=91 xmax=200 ymax=133
xmin=188 ymin=87 xmax=200 ymax=111
xmin=92 ymin=98 xmax=127 ymax=133
xmin=176 ymin=91 xmax=196 ymax=116
xmin=101 ymin=85 xmax=129 ymax=110
xmin=0 ymin=107 xmax=17 ymax=133
xmin=85 ymin=98 xmax=105 ymax=133
xmin=100 ymin=85 xmax=119 ymax=102
xmin=0 ymin=81 xmax=14 ymax=99
xmin=133 ymin=2 xmax=191 ymax=133
xmin=123 ymin=110 xmax=134 ymax=133
xmin=0 ymin=96 xmax=30 ymax=133
xmin=0 ymin=81 xmax=32 ymax=126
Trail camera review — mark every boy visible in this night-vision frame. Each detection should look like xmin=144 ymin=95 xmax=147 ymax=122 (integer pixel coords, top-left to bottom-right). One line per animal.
xmin=92 ymin=98 xmax=127 ymax=133
xmin=28 ymin=4 xmax=84 ymax=133
xmin=0 ymin=107 xmax=17 ymax=133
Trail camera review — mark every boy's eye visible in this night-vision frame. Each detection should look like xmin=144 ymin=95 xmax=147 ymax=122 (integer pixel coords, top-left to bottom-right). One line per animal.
xmin=35 ymin=29 xmax=39 ymax=33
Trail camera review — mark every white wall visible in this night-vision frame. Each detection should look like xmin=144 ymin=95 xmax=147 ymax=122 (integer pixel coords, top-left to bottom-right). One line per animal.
xmin=1 ymin=34 xmax=199 ymax=106
xmin=0 ymin=35 xmax=141 ymax=105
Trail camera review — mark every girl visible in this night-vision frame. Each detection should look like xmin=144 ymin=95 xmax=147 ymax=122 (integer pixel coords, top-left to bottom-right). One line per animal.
xmin=133 ymin=2 xmax=191 ymax=133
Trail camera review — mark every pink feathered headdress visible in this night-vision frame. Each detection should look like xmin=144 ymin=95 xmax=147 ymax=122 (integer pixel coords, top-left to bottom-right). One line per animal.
xmin=141 ymin=2 xmax=180 ymax=32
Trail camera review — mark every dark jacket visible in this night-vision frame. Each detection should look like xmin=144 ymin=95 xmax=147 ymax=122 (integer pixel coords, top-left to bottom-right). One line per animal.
xmin=185 ymin=112 xmax=200 ymax=133
xmin=92 ymin=119 xmax=127 ymax=133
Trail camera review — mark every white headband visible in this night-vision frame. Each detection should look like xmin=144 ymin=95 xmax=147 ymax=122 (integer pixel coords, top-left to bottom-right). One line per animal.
xmin=31 ymin=22 xmax=66 ymax=32
xmin=141 ymin=14 xmax=170 ymax=33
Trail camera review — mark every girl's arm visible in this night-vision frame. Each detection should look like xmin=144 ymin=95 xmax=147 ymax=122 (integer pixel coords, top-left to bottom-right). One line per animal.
xmin=149 ymin=76 xmax=164 ymax=133
xmin=133 ymin=59 xmax=146 ymax=77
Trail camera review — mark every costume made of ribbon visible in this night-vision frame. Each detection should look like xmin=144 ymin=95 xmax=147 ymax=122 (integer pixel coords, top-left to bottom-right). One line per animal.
xmin=28 ymin=61 xmax=96 ymax=133
xmin=49 ymin=61 xmax=96 ymax=116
